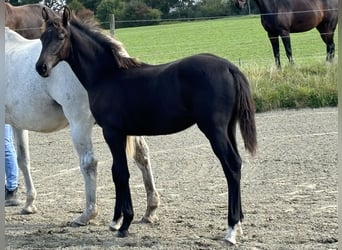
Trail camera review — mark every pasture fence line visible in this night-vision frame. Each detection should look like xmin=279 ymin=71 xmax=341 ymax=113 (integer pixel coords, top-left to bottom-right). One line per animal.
xmin=152 ymin=56 xmax=336 ymax=70
xmin=6 ymin=7 xmax=337 ymax=35
xmin=155 ymin=55 xmax=336 ymax=69
xmin=109 ymin=8 xmax=338 ymax=24
xmin=113 ymin=15 xmax=231 ymax=24
xmin=108 ymin=7 xmax=337 ymax=34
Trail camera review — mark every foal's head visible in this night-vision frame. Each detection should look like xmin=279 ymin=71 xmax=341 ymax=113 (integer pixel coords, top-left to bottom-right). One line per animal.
xmin=36 ymin=6 xmax=140 ymax=78
xmin=36 ymin=7 xmax=71 ymax=77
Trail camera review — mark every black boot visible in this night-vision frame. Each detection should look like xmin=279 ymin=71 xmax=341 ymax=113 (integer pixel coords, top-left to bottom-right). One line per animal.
xmin=5 ymin=187 xmax=20 ymax=206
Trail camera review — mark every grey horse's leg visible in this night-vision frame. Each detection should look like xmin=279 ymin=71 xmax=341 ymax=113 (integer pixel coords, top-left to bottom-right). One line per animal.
xmin=68 ymin=120 xmax=98 ymax=226
xmin=13 ymin=128 xmax=37 ymax=214
xmin=133 ymin=136 xmax=160 ymax=223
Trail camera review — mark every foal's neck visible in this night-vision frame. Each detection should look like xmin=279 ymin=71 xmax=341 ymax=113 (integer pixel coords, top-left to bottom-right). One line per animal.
xmin=66 ymin=25 xmax=116 ymax=91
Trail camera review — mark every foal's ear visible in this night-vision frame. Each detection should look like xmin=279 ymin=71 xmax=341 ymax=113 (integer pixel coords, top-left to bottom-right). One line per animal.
xmin=42 ymin=7 xmax=50 ymax=22
xmin=62 ymin=6 xmax=71 ymax=27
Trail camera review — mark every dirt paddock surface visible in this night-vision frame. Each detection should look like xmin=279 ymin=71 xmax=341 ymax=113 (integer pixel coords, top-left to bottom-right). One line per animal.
xmin=5 ymin=108 xmax=338 ymax=249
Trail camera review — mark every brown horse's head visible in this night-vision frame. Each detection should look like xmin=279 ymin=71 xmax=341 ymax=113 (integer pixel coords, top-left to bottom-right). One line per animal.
xmin=234 ymin=0 xmax=247 ymax=9
xmin=36 ymin=7 xmax=72 ymax=77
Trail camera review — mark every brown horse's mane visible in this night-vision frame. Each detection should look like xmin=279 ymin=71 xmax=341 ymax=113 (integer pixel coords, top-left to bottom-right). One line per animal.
xmin=69 ymin=13 xmax=141 ymax=69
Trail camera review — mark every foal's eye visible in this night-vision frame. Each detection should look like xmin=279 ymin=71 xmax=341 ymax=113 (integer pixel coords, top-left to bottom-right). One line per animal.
xmin=58 ymin=34 xmax=65 ymax=40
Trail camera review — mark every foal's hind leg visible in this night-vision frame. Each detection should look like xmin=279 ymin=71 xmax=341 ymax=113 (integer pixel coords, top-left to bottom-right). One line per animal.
xmin=68 ymin=120 xmax=98 ymax=226
xmin=198 ymin=124 xmax=243 ymax=245
xmin=133 ymin=136 xmax=160 ymax=223
xmin=13 ymin=128 xmax=37 ymax=214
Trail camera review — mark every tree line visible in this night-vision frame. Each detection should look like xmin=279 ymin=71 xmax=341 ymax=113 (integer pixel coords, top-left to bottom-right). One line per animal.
xmin=7 ymin=0 xmax=260 ymax=28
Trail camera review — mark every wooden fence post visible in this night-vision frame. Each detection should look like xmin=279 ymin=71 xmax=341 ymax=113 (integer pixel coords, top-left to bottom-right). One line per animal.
xmin=110 ymin=14 xmax=115 ymax=36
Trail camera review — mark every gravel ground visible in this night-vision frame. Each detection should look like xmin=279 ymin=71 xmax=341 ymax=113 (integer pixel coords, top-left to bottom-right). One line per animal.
xmin=5 ymin=107 xmax=338 ymax=249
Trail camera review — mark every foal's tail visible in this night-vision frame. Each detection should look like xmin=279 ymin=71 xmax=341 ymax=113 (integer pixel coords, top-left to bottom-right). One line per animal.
xmin=232 ymin=67 xmax=257 ymax=155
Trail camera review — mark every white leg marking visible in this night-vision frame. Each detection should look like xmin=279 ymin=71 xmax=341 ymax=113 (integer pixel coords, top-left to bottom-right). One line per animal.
xmin=109 ymin=217 xmax=123 ymax=231
xmin=224 ymin=221 xmax=242 ymax=245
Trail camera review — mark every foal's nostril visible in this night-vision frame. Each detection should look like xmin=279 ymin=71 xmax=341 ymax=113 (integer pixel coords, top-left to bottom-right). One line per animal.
xmin=36 ymin=62 xmax=49 ymax=77
xmin=42 ymin=64 xmax=47 ymax=73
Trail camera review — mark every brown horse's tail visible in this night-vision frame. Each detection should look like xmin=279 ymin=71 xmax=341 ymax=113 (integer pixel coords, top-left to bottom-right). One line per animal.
xmin=232 ymin=67 xmax=257 ymax=155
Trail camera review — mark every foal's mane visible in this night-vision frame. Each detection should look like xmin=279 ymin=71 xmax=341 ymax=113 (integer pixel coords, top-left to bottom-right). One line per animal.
xmin=68 ymin=14 xmax=141 ymax=69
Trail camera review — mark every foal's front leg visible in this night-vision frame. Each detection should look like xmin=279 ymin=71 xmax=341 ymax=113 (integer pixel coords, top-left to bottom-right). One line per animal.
xmin=103 ymin=128 xmax=134 ymax=237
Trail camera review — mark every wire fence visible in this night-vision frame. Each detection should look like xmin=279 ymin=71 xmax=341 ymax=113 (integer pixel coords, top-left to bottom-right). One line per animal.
xmin=110 ymin=8 xmax=338 ymax=23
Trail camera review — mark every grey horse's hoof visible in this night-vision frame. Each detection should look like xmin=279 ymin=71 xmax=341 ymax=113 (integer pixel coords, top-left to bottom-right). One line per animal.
xmin=21 ymin=205 xmax=37 ymax=214
xmin=69 ymin=219 xmax=88 ymax=227
xmin=140 ymin=216 xmax=155 ymax=224
xmin=70 ymin=221 xmax=84 ymax=227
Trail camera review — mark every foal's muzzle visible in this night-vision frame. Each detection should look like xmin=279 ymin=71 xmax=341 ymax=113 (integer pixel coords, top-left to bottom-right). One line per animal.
xmin=36 ymin=62 xmax=50 ymax=77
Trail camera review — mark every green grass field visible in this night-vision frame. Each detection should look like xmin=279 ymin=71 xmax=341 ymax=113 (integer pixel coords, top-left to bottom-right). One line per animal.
xmin=114 ymin=15 xmax=337 ymax=65
xmin=110 ymin=15 xmax=338 ymax=112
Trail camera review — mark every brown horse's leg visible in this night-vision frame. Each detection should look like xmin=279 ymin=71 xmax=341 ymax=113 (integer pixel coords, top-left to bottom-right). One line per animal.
xmin=268 ymin=33 xmax=281 ymax=68
xmin=316 ymin=24 xmax=335 ymax=62
xmin=280 ymin=33 xmax=294 ymax=65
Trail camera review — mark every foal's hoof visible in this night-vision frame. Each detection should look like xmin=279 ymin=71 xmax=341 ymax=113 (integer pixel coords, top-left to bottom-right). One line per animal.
xmin=109 ymin=219 xmax=122 ymax=231
xmin=117 ymin=230 xmax=129 ymax=238
xmin=224 ymin=221 xmax=243 ymax=245
xmin=224 ymin=237 xmax=236 ymax=246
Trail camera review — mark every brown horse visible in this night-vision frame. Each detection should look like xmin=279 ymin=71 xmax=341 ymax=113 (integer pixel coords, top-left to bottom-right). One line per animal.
xmin=235 ymin=0 xmax=338 ymax=68
xmin=5 ymin=3 xmax=57 ymax=39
